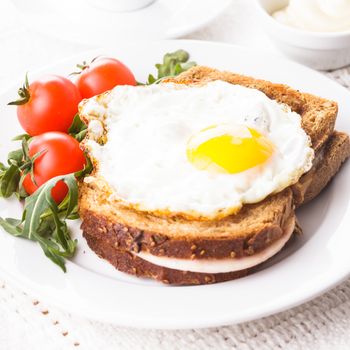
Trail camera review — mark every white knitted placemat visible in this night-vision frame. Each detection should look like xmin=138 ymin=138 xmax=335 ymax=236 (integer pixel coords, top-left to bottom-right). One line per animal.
xmin=1 ymin=1 xmax=350 ymax=349
xmin=2 ymin=276 xmax=350 ymax=350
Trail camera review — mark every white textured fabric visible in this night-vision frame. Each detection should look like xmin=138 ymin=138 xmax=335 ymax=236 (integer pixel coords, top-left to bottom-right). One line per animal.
xmin=2 ymin=278 xmax=350 ymax=350
xmin=0 ymin=1 xmax=350 ymax=349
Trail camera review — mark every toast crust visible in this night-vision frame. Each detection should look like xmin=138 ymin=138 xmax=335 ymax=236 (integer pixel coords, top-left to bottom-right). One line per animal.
xmin=293 ymin=131 xmax=350 ymax=206
xmin=82 ymin=216 xmax=294 ymax=285
xmin=80 ymin=189 xmax=293 ymax=260
xmin=83 ymin=233 xmax=248 ymax=285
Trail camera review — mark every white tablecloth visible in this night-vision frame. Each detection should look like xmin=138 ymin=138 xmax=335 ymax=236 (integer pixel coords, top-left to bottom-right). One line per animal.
xmin=1 ymin=1 xmax=350 ymax=349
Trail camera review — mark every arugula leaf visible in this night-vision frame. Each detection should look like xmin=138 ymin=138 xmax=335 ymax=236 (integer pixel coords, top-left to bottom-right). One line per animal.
xmin=0 ymin=140 xmax=29 ymax=198
xmin=75 ymin=154 xmax=93 ymax=180
xmin=146 ymin=74 xmax=156 ymax=85
xmin=16 ymin=173 xmax=28 ymax=200
xmin=0 ymin=174 xmax=79 ymax=272
xmin=38 ymin=238 xmax=66 ymax=271
xmin=8 ymin=148 xmax=24 ymax=166
xmin=0 ymin=164 xmax=6 ymax=186
xmin=144 ymin=49 xmax=196 ymax=85
xmin=23 ymin=175 xmax=77 ymax=239
xmin=68 ymin=114 xmax=87 ymax=142
xmin=0 ymin=164 xmax=20 ymax=198
xmin=0 ymin=218 xmax=24 ymax=237
xmin=38 ymin=155 xmax=92 ymax=223
xmin=0 ymin=136 xmax=50 ymax=200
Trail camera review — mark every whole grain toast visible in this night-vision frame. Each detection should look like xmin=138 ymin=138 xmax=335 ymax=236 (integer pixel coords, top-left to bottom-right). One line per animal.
xmin=80 ymin=131 xmax=349 ymax=255
xmin=78 ymin=66 xmax=349 ymax=284
xmin=293 ymin=131 xmax=350 ymax=206
xmin=81 ymin=131 xmax=350 ymax=285
xmin=83 ymin=232 xmax=249 ymax=285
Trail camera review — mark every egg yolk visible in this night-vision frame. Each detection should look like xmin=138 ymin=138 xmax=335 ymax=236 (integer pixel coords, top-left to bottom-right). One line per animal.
xmin=187 ymin=125 xmax=274 ymax=174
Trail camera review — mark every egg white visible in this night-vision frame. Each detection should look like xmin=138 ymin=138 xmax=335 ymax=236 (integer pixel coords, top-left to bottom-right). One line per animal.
xmin=82 ymin=81 xmax=314 ymax=220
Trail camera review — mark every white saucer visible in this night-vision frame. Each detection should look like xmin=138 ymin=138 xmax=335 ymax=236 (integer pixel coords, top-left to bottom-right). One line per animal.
xmin=12 ymin=0 xmax=231 ymax=45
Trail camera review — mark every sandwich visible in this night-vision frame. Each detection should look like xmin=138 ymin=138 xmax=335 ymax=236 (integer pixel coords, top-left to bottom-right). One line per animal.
xmin=78 ymin=66 xmax=350 ymax=285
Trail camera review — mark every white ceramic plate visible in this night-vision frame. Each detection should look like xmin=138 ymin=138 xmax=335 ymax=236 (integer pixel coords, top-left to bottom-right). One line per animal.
xmin=11 ymin=0 xmax=231 ymax=45
xmin=0 ymin=40 xmax=349 ymax=330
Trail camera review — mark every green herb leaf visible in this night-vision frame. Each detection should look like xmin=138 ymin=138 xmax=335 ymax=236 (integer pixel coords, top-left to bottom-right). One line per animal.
xmin=17 ymin=174 xmax=28 ymax=199
xmin=0 ymin=217 xmax=24 ymax=237
xmin=23 ymin=175 xmax=74 ymax=239
xmin=8 ymin=148 xmax=24 ymax=166
xmin=37 ymin=157 xmax=92 ymax=224
xmin=0 ymin=148 xmax=25 ymax=199
xmin=74 ymin=129 xmax=87 ymax=142
xmin=37 ymin=238 xmax=67 ymax=272
xmin=21 ymin=138 xmax=30 ymax=162
xmin=0 ymin=164 xmax=20 ymax=198
xmin=0 ymin=162 xmax=6 ymax=172
xmin=147 ymin=74 xmax=156 ymax=84
xmin=68 ymin=114 xmax=88 ymax=142
xmin=0 ymin=174 xmax=79 ymax=272
xmin=47 ymin=192 xmax=69 ymax=251
xmin=146 ymin=49 xmax=196 ymax=85
xmin=75 ymin=154 xmax=93 ymax=180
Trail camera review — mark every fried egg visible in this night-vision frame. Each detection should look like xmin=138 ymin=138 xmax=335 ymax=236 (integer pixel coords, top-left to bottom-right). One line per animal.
xmin=83 ymin=81 xmax=314 ymax=219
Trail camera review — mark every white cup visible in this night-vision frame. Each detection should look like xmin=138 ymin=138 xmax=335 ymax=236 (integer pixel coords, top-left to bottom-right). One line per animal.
xmin=255 ymin=0 xmax=350 ymax=70
xmin=86 ymin=0 xmax=156 ymax=12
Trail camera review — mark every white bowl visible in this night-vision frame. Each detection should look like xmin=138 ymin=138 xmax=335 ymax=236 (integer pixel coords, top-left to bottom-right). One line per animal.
xmin=86 ymin=0 xmax=155 ymax=12
xmin=255 ymin=0 xmax=350 ymax=70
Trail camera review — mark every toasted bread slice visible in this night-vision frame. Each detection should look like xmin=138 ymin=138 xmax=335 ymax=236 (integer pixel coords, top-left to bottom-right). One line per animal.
xmin=293 ymin=131 xmax=350 ymax=206
xmin=78 ymin=66 xmax=347 ymax=285
xmin=81 ymin=131 xmax=350 ymax=284
xmin=79 ymin=66 xmax=338 ymax=256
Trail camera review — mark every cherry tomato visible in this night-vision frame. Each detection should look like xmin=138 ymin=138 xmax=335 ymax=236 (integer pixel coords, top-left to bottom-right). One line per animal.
xmin=11 ymin=75 xmax=81 ymax=136
xmin=75 ymin=57 xmax=136 ymax=98
xmin=22 ymin=132 xmax=86 ymax=203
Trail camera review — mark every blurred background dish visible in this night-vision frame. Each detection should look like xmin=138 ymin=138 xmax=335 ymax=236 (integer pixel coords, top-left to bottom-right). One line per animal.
xmin=11 ymin=0 xmax=231 ymax=45
xmin=271 ymin=0 xmax=350 ymax=33
xmin=256 ymin=0 xmax=350 ymax=70
xmin=86 ymin=0 xmax=156 ymax=12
